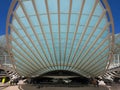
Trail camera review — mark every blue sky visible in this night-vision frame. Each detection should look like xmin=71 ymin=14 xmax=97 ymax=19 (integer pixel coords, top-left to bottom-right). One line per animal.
xmin=0 ymin=0 xmax=120 ymax=35
xmin=108 ymin=0 xmax=120 ymax=34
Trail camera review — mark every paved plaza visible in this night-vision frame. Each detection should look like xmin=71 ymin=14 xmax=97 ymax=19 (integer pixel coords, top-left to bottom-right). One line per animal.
xmin=0 ymin=83 xmax=120 ymax=90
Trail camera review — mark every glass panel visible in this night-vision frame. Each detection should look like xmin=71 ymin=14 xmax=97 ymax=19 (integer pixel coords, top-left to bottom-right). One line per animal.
xmin=77 ymin=26 xmax=84 ymax=33
xmin=45 ymin=33 xmax=51 ymax=40
xmin=60 ymin=14 xmax=68 ymax=24
xmin=35 ymin=0 xmax=47 ymax=14
xmin=39 ymin=15 xmax=49 ymax=25
xmin=15 ymin=38 xmax=24 ymax=45
xmin=53 ymin=32 xmax=59 ymax=39
xmin=38 ymin=33 xmax=45 ymax=41
xmin=82 ymin=0 xmax=95 ymax=14
xmin=17 ymin=29 xmax=26 ymax=37
xmin=101 ymin=30 xmax=109 ymax=38
xmin=71 ymin=0 xmax=82 ymax=13
xmin=44 ymin=26 xmax=50 ymax=33
xmin=98 ymin=16 xmax=107 ymax=28
xmin=75 ymin=33 xmax=81 ymax=40
xmin=25 ymin=28 xmax=34 ymax=36
xmin=34 ymin=26 xmax=42 ymax=33
xmin=23 ymin=0 xmax=35 ymax=15
xmin=60 ymin=25 xmax=67 ymax=32
xmin=69 ymin=25 xmax=76 ymax=32
xmin=61 ymin=33 xmax=66 ymax=39
xmin=93 ymin=28 xmax=101 ymax=36
xmin=70 ymin=14 xmax=79 ymax=24
xmin=50 ymin=14 xmax=58 ymax=24
xmin=93 ymin=3 xmax=103 ymax=16
xmin=52 ymin=25 xmax=58 ymax=32
xmin=11 ymin=31 xmax=19 ymax=39
xmin=89 ymin=16 xmax=99 ymax=26
xmin=40 ymin=40 xmax=48 ymax=49
xmin=60 ymin=0 xmax=70 ymax=12
xmin=16 ymin=6 xmax=25 ymax=18
xmin=48 ymin=0 xmax=57 ymax=13
xmin=80 ymin=15 xmax=89 ymax=26
xmin=68 ymin=32 xmax=74 ymax=39
xmin=20 ymin=17 xmax=30 ymax=27
xmin=30 ymin=16 xmax=39 ymax=26
xmin=12 ymin=19 xmax=21 ymax=29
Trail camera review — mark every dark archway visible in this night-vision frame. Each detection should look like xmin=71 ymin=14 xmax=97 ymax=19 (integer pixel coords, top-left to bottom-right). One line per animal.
xmin=41 ymin=70 xmax=80 ymax=76
xmin=28 ymin=70 xmax=89 ymax=86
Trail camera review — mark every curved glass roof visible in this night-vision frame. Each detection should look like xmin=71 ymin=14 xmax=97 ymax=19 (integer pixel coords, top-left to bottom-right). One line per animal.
xmin=6 ymin=0 xmax=114 ymax=77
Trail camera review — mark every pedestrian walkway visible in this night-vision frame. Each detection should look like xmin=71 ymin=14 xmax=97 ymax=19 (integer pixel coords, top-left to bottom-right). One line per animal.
xmin=1 ymin=80 xmax=25 ymax=90
xmin=0 ymin=83 xmax=7 ymax=87
xmin=1 ymin=83 xmax=120 ymax=90
xmin=109 ymin=84 xmax=120 ymax=90
xmin=20 ymin=85 xmax=109 ymax=90
xmin=1 ymin=84 xmax=108 ymax=90
xmin=2 ymin=86 xmax=19 ymax=90
xmin=0 ymin=82 xmax=9 ymax=90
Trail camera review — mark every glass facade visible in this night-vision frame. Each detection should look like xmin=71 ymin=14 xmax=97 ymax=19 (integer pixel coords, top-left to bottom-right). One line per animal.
xmin=6 ymin=0 xmax=114 ymax=77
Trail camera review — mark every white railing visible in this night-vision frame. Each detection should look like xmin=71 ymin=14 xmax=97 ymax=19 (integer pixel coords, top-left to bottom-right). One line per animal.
xmin=109 ymin=54 xmax=120 ymax=69
xmin=0 ymin=55 xmax=12 ymax=67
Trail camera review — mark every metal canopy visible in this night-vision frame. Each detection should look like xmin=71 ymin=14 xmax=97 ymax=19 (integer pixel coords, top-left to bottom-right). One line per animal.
xmin=6 ymin=0 xmax=114 ymax=77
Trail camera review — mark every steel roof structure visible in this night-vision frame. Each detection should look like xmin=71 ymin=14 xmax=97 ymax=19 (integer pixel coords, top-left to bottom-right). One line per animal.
xmin=6 ymin=0 xmax=114 ymax=77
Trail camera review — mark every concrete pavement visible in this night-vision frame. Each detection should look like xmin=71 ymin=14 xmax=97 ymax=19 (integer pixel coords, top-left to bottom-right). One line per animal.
xmin=0 ymin=82 xmax=9 ymax=90
xmin=2 ymin=85 xmax=109 ymax=90
xmin=109 ymin=84 xmax=120 ymax=90
xmin=2 ymin=86 xmax=19 ymax=90
xmin=1 ymin=84 xmax=120 ymax=90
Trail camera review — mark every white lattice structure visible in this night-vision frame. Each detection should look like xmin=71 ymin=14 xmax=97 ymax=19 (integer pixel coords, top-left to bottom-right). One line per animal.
xmin=6 ymin=0 xmax=114 ymax=77
xmin=109 ymin=54 xmax=120 ymax=69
